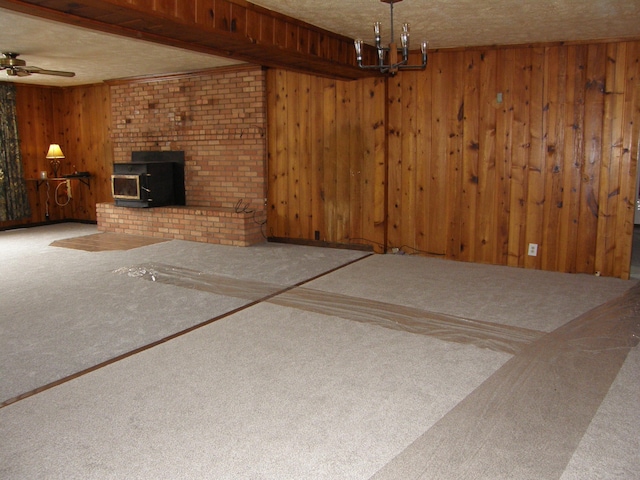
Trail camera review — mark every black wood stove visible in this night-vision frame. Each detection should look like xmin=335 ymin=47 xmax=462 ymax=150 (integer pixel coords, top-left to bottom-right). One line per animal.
xmin=111 ymin=151 xmax=185 ymax=208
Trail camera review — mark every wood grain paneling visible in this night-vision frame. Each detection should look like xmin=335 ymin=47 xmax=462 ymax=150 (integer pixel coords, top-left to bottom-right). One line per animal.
xmin=11 ymin=85 xmax=56 ymax=226
xmin=57 ymin=85 xmax=114 ymax=220
xmin=267 ymin=40 xmax=640 ymax=278
xmin=266 ymin=69 xmax=386 ymax=250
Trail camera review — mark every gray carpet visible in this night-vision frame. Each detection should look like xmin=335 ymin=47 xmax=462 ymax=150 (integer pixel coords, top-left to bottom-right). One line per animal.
xmin=371 ymin=282 xmax=640 ymax=479
xmin=1 ymin=223 xmax=639 ymax=479
xmin=0 ymin=223 xmax=370 ymax=404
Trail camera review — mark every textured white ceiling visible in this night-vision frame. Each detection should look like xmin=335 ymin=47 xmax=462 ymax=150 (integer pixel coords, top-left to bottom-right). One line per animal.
xmin=252 ymin=0 xmax=640 ymax=49
xmin=1 ymin=0 xmax=639 ymax=87
xmin=0 ymin=8 xmax=244 ymax=87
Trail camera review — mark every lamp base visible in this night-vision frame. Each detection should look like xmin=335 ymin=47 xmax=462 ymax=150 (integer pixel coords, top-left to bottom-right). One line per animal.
xmin=50 ymin=159 xmax=60 ymax=178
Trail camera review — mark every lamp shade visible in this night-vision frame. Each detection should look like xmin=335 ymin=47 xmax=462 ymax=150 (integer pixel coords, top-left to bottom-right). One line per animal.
xmin=46 ymin=144 xmax=65 ymax=159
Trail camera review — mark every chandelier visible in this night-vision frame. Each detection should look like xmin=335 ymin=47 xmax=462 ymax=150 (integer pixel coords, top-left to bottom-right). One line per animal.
xmin=354 ymin=0 xmax=428 ymax=75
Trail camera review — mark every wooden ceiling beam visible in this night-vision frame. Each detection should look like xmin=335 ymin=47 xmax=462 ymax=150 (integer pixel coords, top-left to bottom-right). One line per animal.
xmin=0 ymin=0 xmax=381 ymax=80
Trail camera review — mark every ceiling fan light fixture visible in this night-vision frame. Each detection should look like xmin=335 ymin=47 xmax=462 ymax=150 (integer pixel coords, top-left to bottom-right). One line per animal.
xmin=0 ymin=52 xmax=26 ymax=68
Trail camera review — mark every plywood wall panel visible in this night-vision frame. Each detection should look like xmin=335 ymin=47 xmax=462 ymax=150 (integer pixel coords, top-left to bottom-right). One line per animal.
xmin=334 ymin=80 xmax=349 ymax=242
xmin=13 ymin=86 xmax=56 ymax=225
xmin=506 ymin=48 xmax=533 ymax=268
xmin=414 ymin=67 xmax=432 ymax=255
xmin=286 ymin=71 xmax=302 ymax=239
xmin=309 ymin=75 xmax=326 ymax=239
xmin=321 ymin=80 xmax=338 ymax=242
xmin=495 ymin=48 xmax=515 ymax=266
xmin=349 ymin=79 xmax=364 ymax=244
xmin=523 ymin=47 xmax=545 ymax=270
xmin=461 ymin=50 xmax=481 ymax=263
xmin=557 ymin=45 xmax=587 ymax=273
xmin=477 ymin=49 xmax=499 ymax=265
xmin=596 ymin=43 xmax=626 ymax=275
xmin=400 ymin=75 xmax=417 ymax=251
xmin=540 ymin=46 xmax=564 ymax=271
xmin=297 ymin=73 xmax=312 ymax=239
xmin=427 ymin=53 xmax=450 ymax=256
xmin=386 ymin=76 xmax=402 ymax=249
xmin=266 ymin=69 xmax=289 ymax=237
xmin=444 ymin=51 xmax=465 ymax=261
xmin=576 ymin=43 xmax=607 ymax=273
xmin=615 ymin=44 xmax=640 ymax=279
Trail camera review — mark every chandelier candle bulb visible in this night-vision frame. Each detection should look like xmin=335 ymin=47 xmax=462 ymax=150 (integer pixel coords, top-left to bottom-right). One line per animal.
xmin=421 ymin=40 xmax=428 ymax=63
xmin=402 ymin=23 xmax=410 ymax=42
xmin=355 ymin=39 xmax=363 ymax=61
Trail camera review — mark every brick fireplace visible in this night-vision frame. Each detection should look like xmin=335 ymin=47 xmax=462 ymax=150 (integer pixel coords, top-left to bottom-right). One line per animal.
xmin=97 ymin=65 xmax=267 ymax=246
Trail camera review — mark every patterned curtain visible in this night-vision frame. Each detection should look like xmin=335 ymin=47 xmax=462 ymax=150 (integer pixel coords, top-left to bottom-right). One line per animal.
xmin=0 ymin=83 xmax=31 ymax=221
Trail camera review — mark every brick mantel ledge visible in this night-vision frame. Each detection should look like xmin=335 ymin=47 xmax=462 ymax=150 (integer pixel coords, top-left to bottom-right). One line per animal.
xmin=96 ymin=203 xmax=266 ymax=246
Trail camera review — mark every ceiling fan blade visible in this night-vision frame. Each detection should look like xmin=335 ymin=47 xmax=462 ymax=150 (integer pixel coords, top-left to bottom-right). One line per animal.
xmin=23 ymin=66 xmax=75 ymax=77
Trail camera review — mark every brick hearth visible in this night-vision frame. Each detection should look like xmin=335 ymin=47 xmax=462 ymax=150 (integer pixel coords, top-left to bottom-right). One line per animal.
xmin=97 ymin=203 xmax=266 ymax=246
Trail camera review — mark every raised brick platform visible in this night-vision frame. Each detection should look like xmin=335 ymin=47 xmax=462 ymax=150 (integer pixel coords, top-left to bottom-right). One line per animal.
xmin=96 ymin=202 xmax=266 ymax=246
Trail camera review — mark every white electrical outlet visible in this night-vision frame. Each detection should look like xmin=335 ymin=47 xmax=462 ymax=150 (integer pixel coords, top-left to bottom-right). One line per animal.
xmin=528 ymin=243 xmax=538 ymax=256
xmin=66 ymin=179 xmax=72 ymax=199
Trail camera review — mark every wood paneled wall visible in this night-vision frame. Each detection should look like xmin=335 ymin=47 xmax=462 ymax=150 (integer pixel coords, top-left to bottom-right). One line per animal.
xmin=1 ymin=83 xmax=113 ymax=229
xmin=267 ymin=40 xmax=640 ymax=278
xmin=55 ymin=85 xmax=114 ymax=219
xmin=10 ymin=85 xmax=56 ymax=227
xmin=267 ymin=70 xmax=387 ymax=250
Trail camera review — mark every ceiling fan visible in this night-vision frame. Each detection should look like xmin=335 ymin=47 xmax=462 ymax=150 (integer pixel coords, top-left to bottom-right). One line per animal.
xmin=1 ymin=52 xmax=75 ymax=77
